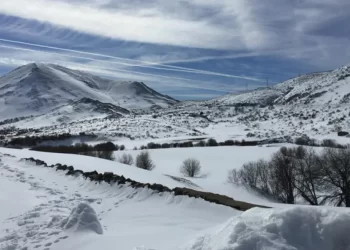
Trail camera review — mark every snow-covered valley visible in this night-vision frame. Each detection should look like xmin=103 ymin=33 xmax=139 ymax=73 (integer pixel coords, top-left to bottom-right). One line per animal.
xmin=1 ymin=63 xmax=350 ymax=250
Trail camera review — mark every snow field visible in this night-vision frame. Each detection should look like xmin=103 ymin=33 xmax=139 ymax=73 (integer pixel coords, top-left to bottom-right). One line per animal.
xmin=0 ymin=146 xmax=286 ymax=206
xmin=2 ymin=152 xmax=350 ymax=250
xmin=114 ymin=146 xmax=288 ymax=205
xmin=0 ymin=154 xmax=235 ymax=250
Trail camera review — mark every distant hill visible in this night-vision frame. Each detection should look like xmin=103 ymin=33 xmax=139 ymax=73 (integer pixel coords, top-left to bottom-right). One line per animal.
xmin=204 ymin=65 xmax=350 ymax=106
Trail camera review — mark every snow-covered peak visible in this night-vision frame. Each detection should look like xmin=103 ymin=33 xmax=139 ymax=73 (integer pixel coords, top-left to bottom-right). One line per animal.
xmin=0 ymin=63 xmax=178 ymax=119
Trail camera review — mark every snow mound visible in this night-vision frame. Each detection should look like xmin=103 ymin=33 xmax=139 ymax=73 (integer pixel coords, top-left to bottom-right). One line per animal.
xmin=61 ymin=203 xmax=103 ymax=235
xmin=183 ymin=207 xmax=350 ymax=250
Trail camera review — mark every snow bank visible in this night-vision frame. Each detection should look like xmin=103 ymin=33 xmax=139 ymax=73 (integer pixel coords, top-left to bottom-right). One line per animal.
xmin=182 ymin=206 xmax=350 ymax=250
xmin=61 ymin=203 xmax=103 ymax=235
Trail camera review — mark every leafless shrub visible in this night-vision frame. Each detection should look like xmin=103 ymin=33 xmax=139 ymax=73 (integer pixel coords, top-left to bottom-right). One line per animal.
xmin=136 ymin=151 xmax=155 ymax=170
xmin=180 ymin=158 xmax=202 ymax=177
xmin=118 ymin=153 xmax=134 ymax=165
xmin=228 ymin=159 xmax=272 ymax=197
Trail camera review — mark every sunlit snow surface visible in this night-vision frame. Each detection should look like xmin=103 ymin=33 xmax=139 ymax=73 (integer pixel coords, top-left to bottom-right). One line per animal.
xmin=1 ymin=63 xmax=350 ymax=249
xmin=182 ymin=206 xmax=350 ymax=250
xmin=1 ymin=149 xmax=350 ymax=250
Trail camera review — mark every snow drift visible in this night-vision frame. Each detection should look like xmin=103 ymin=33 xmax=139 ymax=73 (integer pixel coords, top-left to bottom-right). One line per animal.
xmin=182 ymin=206 xmax=350 ymax=250
xmin=61 ymin=202 xmax=103 ymax=235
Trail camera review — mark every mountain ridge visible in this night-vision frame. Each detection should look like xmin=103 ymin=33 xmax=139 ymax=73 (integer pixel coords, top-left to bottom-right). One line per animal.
xmin=202 ymin=64 xmax=350 ymax=107
xmin=0 ymin=63 xmax=178 ymax=119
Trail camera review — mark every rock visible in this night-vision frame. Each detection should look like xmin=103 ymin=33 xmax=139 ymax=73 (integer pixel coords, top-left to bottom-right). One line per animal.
xmin=83 ymin=171 xmax=98 ymax=180
xmin=96 ymin=174 xmax=104 ymax=182
xmin=150 ymin=183 xmax=170 ymax=192
xmin=66 ymin=169 xmax=84 ymax=177
xmin=338 ymin=131 xmax=349 ymax=136
xmin=67 ymin=166 xmax=74 ymax=171
xmin=117 ymin=175 xmax=126 ymax=185
xmin=56 ymin=165 xmax=68 ymax=171
xmin=103 ymin=172 xmax=114 ymax=183
xmin=61 ymin=203 xmax=103 ymax=235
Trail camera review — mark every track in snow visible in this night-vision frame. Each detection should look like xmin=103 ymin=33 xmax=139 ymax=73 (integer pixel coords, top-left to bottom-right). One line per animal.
xmin=0 ymin=153 xmax=235 ymax=250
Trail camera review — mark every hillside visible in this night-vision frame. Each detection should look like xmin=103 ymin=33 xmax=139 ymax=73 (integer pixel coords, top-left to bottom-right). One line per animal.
xmin=10 ymin=98 xmax=130 ymax=127
xmin=203 ymin=65 xmax=350 ymax=106
xmin=1 ymin=63 xmax=350 ymax=147
xmin=0 ymin=63 xmax=178 ymax=119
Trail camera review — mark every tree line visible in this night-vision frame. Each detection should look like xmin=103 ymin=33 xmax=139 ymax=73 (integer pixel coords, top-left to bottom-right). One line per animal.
xmin=229 ymin=145 xmax=350 ymax=207
xmin=31 ymin=142 xmax=124 ymax=161
xmin=5 ymin=132 xmax=97 ymax=147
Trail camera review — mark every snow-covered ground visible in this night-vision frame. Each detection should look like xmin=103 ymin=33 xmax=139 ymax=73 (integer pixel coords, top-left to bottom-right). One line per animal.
xmin=0 ymin=153 xmax=235 ymax=250
xmin=0 ymin=146 xmax=282 ymax=206
xmin=114 ymin=146 xmax=285 ymax=205
xmin=1 ymin=150 xmax=350 ymax=250
xmin=2 ymin=62 xmax=350 ymax=249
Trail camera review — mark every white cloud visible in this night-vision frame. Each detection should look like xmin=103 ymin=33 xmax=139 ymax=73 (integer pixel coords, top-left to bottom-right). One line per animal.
xmin=0 ymin=0 xmax=244 ymax=49
xmin=1 ymin=0 xmax=350 ymax=82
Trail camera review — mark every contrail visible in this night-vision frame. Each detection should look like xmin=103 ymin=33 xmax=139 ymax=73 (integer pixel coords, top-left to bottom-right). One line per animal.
xmin=0 ymin=45 xmax=217 ymax=85
xmin=0 ymin=38 xmax=266 ymax=82
xmin=0 ymin=44 xmax=257 ymax=81
xmin=0 ymin=45 xmax=236 ymax=92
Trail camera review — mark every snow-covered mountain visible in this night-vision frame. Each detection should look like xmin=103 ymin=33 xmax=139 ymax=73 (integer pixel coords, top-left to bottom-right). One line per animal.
xmin=10 ymin=98 xmax=130 ymax=127
xmin=0 ymin=63 xmax=178 ymax=119
xmin=204 ymin=65 xmax=350 ymax=106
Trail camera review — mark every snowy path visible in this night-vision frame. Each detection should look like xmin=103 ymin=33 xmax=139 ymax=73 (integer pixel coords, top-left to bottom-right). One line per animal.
xmin=0 ymin=154 xmax=236 ymax=250
xmin=0 ymin=155 xmax=87 ymax=250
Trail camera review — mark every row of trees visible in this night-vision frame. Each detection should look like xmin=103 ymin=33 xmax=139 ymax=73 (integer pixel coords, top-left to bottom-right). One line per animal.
xmin=294 ymin=135 xmax=347 ymax=148
xmin=140 ymin=137 xmax=348 ymax=151
xmin=229 ymin=146 xmax=350 ymax=207
xmin=31 ymin=142 xmax=124 ymax=161
xmin=6 ymin=132 xmax=97 ymax=147
xmin=139 ymin=138 xmax=262 ymax=150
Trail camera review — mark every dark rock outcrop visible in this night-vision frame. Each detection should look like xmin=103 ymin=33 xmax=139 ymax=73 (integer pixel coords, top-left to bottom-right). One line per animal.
xmin=338 ymin=131 xmax=349 ymax=137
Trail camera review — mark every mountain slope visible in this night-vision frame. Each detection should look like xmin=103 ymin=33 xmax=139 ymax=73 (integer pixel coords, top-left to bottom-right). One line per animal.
xmin=274 ymin=66 xmax=350 ymax=105
xmin=0 ymin=63 xmax=178 ymax=119
xmin=11 ymin=98 xmax=130 ymax=127
xmin=204 ymin=65 xmax=350 ymax=106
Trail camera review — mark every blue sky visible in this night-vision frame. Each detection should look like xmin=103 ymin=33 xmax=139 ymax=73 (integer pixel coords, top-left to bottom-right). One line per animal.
xmin=0 ymin=0 xmax=350 ymax=100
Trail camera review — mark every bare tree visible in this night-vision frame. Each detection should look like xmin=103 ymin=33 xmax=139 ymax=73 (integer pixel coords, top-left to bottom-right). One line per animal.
xmin=318 ymin=147 xmax=350 ymax=207
xmin=136 ymin=151 xmax=155 ymax=170
xmin=293 ymin=146 xmax=322 ymax=205
xmin=118 ymin=153 xmax=134 ymax=165
xmin=180 ymin=158 xmax=201 ymax=177
xmin=227 ymin=159 xmax=271 ymax=197
xmin=229 ymin=145 xmax=350 ymax=207
xmin=269 ymin=147 xmax=297 ymax=204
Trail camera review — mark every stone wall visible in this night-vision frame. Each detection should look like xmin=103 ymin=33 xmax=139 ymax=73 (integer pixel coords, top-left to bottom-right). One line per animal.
xmin=22 ymin=157 xmax=269 ymax=211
